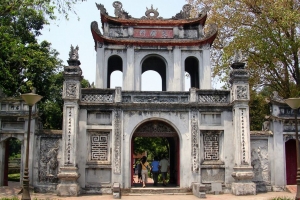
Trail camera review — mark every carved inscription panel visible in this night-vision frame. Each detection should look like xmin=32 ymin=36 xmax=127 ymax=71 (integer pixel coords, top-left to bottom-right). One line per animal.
xmin=204 ymin=133 xmax=219 ymax=160
xmin=134 ymin=29 xmax=173 ymax=38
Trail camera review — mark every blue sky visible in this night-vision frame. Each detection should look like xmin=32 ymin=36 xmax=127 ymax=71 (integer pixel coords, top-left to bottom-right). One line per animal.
xmin=38 ymin=0 xmax=209 ymax=90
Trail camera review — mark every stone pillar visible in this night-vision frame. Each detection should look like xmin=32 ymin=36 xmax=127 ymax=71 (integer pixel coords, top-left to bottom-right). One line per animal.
xmin=124 ymin=46 xmax=135 ymax=90
xmin=170 ymin=47 xmax=182 ymax=91
xmin=95 ymin=42 xmax=105 ymax=88
xmin=230 ymin=62 xmax=256 ymax=195
xmin=200 ymin=47 xmax=211 ymax=89
xmin=57 ymin=45 xmax=82 ymax=196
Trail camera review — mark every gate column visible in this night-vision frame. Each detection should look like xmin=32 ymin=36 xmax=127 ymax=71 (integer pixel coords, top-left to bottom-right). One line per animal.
xmin=230 ymin=60 xmax=256 ymax=195
xmin=57 ymin=45 xmax=82 ymax=196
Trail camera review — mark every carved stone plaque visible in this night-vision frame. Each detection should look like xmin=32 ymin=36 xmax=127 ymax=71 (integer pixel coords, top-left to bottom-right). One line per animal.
xmin=134 ymin=29 xmax=173 ymax=38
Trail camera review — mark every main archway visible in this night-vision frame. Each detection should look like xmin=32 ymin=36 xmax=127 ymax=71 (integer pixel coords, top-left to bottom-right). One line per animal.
xmin=131 ymin=120 xmax=180 ymax=187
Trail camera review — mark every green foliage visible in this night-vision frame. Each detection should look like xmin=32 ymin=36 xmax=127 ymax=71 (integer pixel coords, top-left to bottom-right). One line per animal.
xmin=0 ymin=0 xmax=89 ymax=129
xmin=8 ymin=138 xmax=21 ymax=159
xmin=133 ymin=137 xmax=169 ymax=159
xmin=189 ymin=0 xmax=300 ymax=98
xmin=0 ymin=198 xmax=19 ymax=200
xmin=7 ymin=173 xmax=20 ymax=182
xmin=249 ymin=89 xmax=270 ymax=130
xmin=270 ymin=197 xmax=293 ymax=200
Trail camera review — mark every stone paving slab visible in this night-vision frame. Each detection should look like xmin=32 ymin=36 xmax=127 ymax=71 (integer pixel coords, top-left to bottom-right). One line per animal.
xmin=0 ymin=190 xmax=296 ymax=200
xmin=0 ymin=182 xmax=297 ymax=200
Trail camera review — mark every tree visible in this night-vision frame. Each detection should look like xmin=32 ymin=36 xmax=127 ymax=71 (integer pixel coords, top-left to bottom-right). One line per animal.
xmin=188 ymin=0 xmax=300 ymax=98
xmin=0 ymin=0 xmax=88 ymax=129
xmin=249 ymin=89 xmax=270 ymax=130
xmin=41 ymin=71 xmax=90 ymax=129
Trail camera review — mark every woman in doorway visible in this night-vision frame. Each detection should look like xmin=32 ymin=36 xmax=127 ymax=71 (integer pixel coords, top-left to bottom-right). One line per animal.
xmin=141 ymin=156 xmax=150 ymax=188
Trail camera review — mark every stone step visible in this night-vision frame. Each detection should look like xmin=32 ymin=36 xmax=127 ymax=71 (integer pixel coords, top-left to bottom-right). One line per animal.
xmin=122 ymin=187 xmax=192 ymax=195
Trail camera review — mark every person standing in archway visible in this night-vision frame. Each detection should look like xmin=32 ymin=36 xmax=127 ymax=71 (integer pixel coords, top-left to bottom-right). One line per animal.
xmin=141 ymin=156 xmax=150 ymax=188
xmin=159 ymin=155 xmax=170 ymax=186
xmin=151 ymin=156 xmax=160 ymax=186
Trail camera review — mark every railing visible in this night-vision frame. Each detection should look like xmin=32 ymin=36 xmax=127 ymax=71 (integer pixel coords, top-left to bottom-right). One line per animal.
xmin=81 ymin=89 xmax=231 ymax=104
xmin=81 ymin=89 xmax=114 ymax=103
xmin=197 ymin=90 xmax=230 ymax=104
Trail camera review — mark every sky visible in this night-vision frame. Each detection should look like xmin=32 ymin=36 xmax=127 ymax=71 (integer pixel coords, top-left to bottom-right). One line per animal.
xmin=38 ymin=0 xmax=220 ymax=90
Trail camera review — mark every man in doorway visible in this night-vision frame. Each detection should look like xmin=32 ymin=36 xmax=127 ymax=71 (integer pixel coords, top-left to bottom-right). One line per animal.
xmin=159 ymin=155 xmax=170 ymax=186
xmin=151 ymin=156 xmax=160 ymax=186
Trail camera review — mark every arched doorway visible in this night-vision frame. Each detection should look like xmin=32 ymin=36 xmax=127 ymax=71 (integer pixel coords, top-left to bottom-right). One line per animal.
xmin=285 ymin=139 xmax=297 ymax=184
xmin=0 ymin=137 xmax=22 ymax=186
xmin=131 ymin=120 xmax=180 ymax=187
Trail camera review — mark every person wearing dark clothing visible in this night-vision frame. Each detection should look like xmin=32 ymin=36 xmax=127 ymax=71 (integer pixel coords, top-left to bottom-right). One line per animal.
xmin=151 ymin=156 xmax=160 ymax=186
xmin=137 ymin=160 xmax=142 ymax=183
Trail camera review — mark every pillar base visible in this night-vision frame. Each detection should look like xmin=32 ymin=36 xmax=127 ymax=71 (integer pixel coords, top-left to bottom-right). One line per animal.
xmin=232 ymin=182 xmax=256 ymax=195
xmin=57 ymin=166 xmax=80 ymax=196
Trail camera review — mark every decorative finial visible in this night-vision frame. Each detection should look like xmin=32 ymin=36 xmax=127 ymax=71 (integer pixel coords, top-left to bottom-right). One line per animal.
xmin=173 ymin=4 xmax=191 ymax=19
xmin=144 ymin=4 xmax=159 ymax=19
xmin=69 ymin=45 xmax=79 ymax=60
xmin=233 ymin=49 xmax=242 ymax=63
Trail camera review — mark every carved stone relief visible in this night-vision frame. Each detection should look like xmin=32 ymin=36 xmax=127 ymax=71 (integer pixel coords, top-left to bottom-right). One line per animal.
xmin=39 ymin=138 xmax=60 ymax=183
xmin=251 ymin=140 xmax=269 ymax=183
xmin=66 ymin=83 xmax=77 ymax=98
xmin=114 ymin=108 xmax=121 ymax=174
xmin=136 ymin=122 xmax=174 ymax=133
xmin=284 ymin=134 xmax=300 ymax=142
xmin=283 ymin=120 xmax=300 ymax=132
xmin=184 ymin=30 xmax=198 ymax=38
xmin=109 ymin=28 xmax=128 ymax=37
xmin=237 ymin=86 xmax=248 ymax=100
xmin=191 ymin=109 xmax=199 ymax=173
xmin=133 ymin=96 xmax=178 ymax=103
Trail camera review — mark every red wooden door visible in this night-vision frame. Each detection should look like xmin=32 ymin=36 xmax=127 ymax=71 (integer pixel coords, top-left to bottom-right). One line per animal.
xmin=286 ymin=139 xmax=297 ymax=185
xmin=131 ymin=137 xmax=134 ymax=186
xmin=176 ymin=137 xmax=180 ymax=186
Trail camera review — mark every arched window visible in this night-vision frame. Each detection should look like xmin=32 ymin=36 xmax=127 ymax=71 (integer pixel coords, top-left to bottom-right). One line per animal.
xmin=107 ymin=55 xmax=123 ymax=88
xmin=141 ymin=56 xmax=166 ymax=91
xmin=185 ymin=57 xmax=199 ymax=89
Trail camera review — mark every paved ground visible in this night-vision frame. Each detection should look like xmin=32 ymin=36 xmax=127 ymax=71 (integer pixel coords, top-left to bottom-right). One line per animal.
xmin=0 ymin=181 xmax=296 ymax=200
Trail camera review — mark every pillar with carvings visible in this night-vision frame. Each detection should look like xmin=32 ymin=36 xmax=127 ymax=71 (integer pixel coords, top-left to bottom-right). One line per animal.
xmin=57 ymin=45 xmax=82 ymax=196
xmin=229 ymin=60 xmax=256 ymax=195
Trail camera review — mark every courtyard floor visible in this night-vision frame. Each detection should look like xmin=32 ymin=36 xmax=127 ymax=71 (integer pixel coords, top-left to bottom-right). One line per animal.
xmin=0 ymin=179 xmax=296 ymax=200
